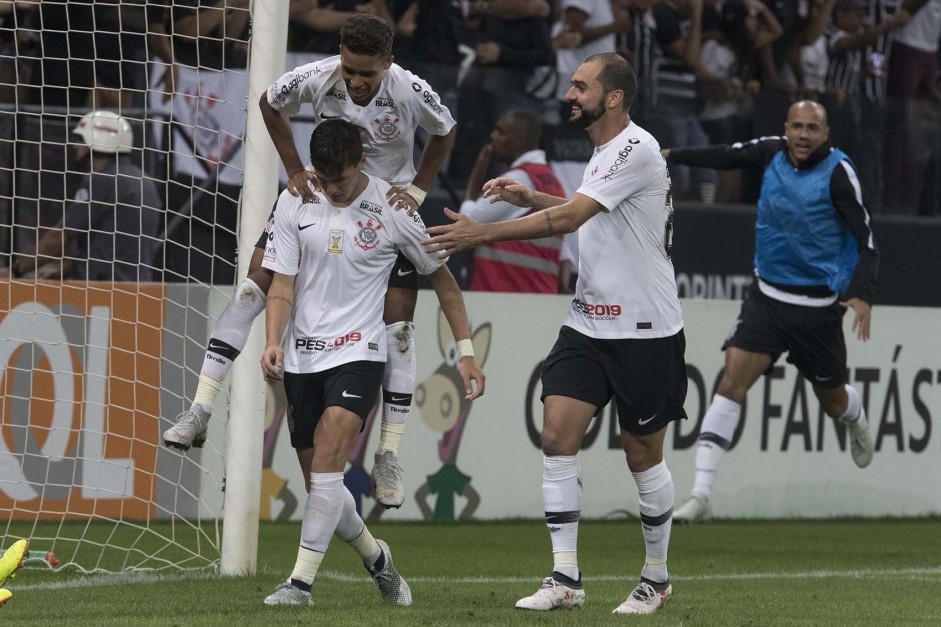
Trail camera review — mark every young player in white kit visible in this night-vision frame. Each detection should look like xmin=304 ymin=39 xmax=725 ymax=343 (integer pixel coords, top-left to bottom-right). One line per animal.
xmin=164 ymin=14 xmax=455 ymax=509
xmin=424 ymin=53 xmax=686 ymax=616
xmin=260 ymin=119 xmax=484 ymax=607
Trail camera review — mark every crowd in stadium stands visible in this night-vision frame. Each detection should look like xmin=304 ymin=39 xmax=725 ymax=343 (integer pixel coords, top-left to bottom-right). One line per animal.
xmin=0 ymin=0 xmax=940 ymax=286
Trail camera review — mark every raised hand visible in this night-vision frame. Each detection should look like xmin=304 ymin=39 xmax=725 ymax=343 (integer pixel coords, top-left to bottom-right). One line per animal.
xmin=482 ymin=176 xmax=533 ymax=207
xmin=287 ymin=169 xmax=321 ymax=203
xmin=422 ymin=208 xmax=485 ymax=259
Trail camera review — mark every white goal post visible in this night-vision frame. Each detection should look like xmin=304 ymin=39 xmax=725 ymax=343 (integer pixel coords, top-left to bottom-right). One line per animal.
xmin=0 ymin=0 xmax=288 ymax=576
xmin=221 ymin=0 xmax=287 ymax=576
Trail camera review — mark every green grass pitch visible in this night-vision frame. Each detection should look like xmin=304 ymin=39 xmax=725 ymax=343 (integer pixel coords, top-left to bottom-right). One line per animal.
xmin=3 ymin=518 xmax=940 ymax=626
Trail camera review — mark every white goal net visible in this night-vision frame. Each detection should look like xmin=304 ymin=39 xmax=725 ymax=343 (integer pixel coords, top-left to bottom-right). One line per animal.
xmin=0 ymin=0 xmax=284 ymax=574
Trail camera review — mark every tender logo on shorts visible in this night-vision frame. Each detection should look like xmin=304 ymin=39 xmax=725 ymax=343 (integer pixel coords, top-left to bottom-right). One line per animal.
xmin=354 ymin=219 xmax=383 ymax=251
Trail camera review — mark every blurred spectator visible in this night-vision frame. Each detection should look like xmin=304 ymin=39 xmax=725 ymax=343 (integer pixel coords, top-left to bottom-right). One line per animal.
xmin=163 ymin=0 xmax=252 ymax=284
xmin=699 ymin=0 xmax=781 ymax=201
xmin=884 ymin=0 xmax=941 ymax=215
xmin=614 ymin=0 xmax=663 ymax=128
xmin=392 ymin=0 xmax=466 ymax=114
xmin=459 ymin=109 xmax=566 ymax=293
xmin=12 ymin=1 xmax=172 ymax=111
xmin=1 ymin=111 xmax=162 ymax=282
xmin=172 ymin=0 xmax=251 ymax=70
xmin=88 ymin=1 xmax=174 ymax=111
xmin=824 ymin=0 xmax=909 ymax=178
xmin=781 ymin=0 xmax=836 ymax=97
xmin=447 ymin=0 xmax=554 ymax=186
xmin=858 ymin=0 xmax=904 ymax=212
xmin=549 ymin=1 xmax=631 ymax=120
xmin=288 ymin=0 xmax=391 ymax=58
xmin=653 ymin=0 xmax=718 ymax=201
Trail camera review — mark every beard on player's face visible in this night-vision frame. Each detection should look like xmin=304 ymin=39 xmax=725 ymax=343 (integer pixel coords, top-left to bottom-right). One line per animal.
xmin=567 ymin=97 xmax=605 ymax=129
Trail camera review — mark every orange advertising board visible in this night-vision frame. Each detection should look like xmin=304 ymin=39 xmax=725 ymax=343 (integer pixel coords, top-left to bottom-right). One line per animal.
xmin=0 ymin=280 xmax=166 ymax=520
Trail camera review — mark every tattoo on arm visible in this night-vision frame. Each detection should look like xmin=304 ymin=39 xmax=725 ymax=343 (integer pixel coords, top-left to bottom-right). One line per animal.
xmin=545 ymin=209 xmax=555 ymax=235
xmin=269 ymin=295 xmax=295 ymax=308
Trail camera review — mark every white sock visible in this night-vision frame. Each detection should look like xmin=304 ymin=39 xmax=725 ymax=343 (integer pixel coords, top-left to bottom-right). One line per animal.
xmin=289 ymin=545 xmax=323 ymax=589
xmin=379 ymin=321 xmax=415 ymax=454
xmin=300 ymin=472 xmax=344 ymax=556
xmin=194 ymin=278 xmax=267 ymax=402
xmin=633 ymin=460 xmax=673 ymax=584
xmin=335 ymin=486 xmax=381 ymax=564
xmin=378 ymin=422 xmax=405 ymax=456
xmin=542 ymin=455 xmax=581 ymax=581
xmin=691 ymin=395 xmax=741 ymax=500
xmin=192 ymin=374 xmax=222 ymax=410
xmin=837 ymin=385 xmax=864 ymax=424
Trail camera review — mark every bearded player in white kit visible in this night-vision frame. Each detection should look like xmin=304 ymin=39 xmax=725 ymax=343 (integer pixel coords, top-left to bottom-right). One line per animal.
xmin=163 ymin=14 xmax=455 ymax=510
xmin=423 ymin=52 xmax=686 ymax=615
xmin=260 ymin=118 xmax=484 ymax=607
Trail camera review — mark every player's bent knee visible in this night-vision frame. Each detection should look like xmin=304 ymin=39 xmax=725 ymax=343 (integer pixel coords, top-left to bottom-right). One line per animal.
xmin=383 ymin=287 xmax=418 ymax=324
xmin=248 ymin=266 xmax=275 ymax=294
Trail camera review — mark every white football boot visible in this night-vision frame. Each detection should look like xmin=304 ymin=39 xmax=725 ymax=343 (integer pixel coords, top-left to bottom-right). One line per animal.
xmin=673 ymin=494 xmax=712 ymax=523
xmin=516 ymin=573 xmax=585 ymax=611
xmin=163 ymin=404 xmax=212 ymax=451
xmin=612 ymin=580 xmax=672 ymax=614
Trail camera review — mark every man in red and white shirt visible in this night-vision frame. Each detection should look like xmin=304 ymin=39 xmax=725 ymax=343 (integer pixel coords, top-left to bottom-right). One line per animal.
xmin=260 ymin=118 xmax=484 ymax=608
xmin=460 ymin=109 xmax=567 ymax=293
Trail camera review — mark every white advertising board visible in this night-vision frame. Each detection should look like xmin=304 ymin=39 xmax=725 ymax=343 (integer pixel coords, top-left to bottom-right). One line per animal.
xmin=261 ymin=293 xmax=941 ymax=521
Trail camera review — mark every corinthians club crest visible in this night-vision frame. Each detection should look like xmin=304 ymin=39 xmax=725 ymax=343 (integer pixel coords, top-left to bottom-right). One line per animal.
xmin=354 ymin=219 xmax=383 ymax=251
xmin=373 ymin=114 xmax=401 ymax=142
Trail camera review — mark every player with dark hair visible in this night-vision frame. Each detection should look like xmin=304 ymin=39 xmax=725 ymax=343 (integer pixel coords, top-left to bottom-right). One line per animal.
xmin=663 ymin=100 xmax=878 ymax=522
xmin=164 ymin=14 xmax=456 ymax=511
xmin=260 ymin=118 xmax=483 ymax=606
xmin=424 ymin=52 xmax=683 ymax=615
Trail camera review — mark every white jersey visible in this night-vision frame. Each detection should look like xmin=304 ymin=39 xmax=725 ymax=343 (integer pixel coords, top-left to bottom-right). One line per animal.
xmin=565 ymin=121 xmax=684 ymax=339
xmin=262 ymin=174 xmax=444 ymax=373
xmin=266 ymin=57 xmax=456 ymax=187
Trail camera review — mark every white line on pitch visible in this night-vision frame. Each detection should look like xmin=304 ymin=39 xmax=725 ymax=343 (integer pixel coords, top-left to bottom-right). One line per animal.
xmin=11 ymin=565 xmax=941 ymax=593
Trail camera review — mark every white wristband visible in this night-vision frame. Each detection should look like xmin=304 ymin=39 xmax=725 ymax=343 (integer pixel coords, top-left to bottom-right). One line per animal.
xmin=457 ymin=339 xmax=475 ymax=358
xmin=405 ymin=183 xmax=427 ymax=206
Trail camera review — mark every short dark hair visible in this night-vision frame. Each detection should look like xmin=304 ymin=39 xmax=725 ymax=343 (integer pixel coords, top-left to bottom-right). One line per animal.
xmin=309 ymin=119 xmax=363 ymax=177
xmin=340 ymin=14 xmax=394 ymax=57
xmin=504 ymin=109 xmax=543 ymax=150
xmin=585 ymin=52 xmax=637 ymax=112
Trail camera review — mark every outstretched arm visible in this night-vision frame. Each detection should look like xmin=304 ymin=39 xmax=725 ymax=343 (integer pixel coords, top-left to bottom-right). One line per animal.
xmin=481 ymin=176 xmax=568 ymax=210
xmin=426 ymin=265 xmax=486 ymax=400
xmin=9 ymin=225 xmax=67 ymax=278
xmin=423 ymin=193 xmax=602 ymax=257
